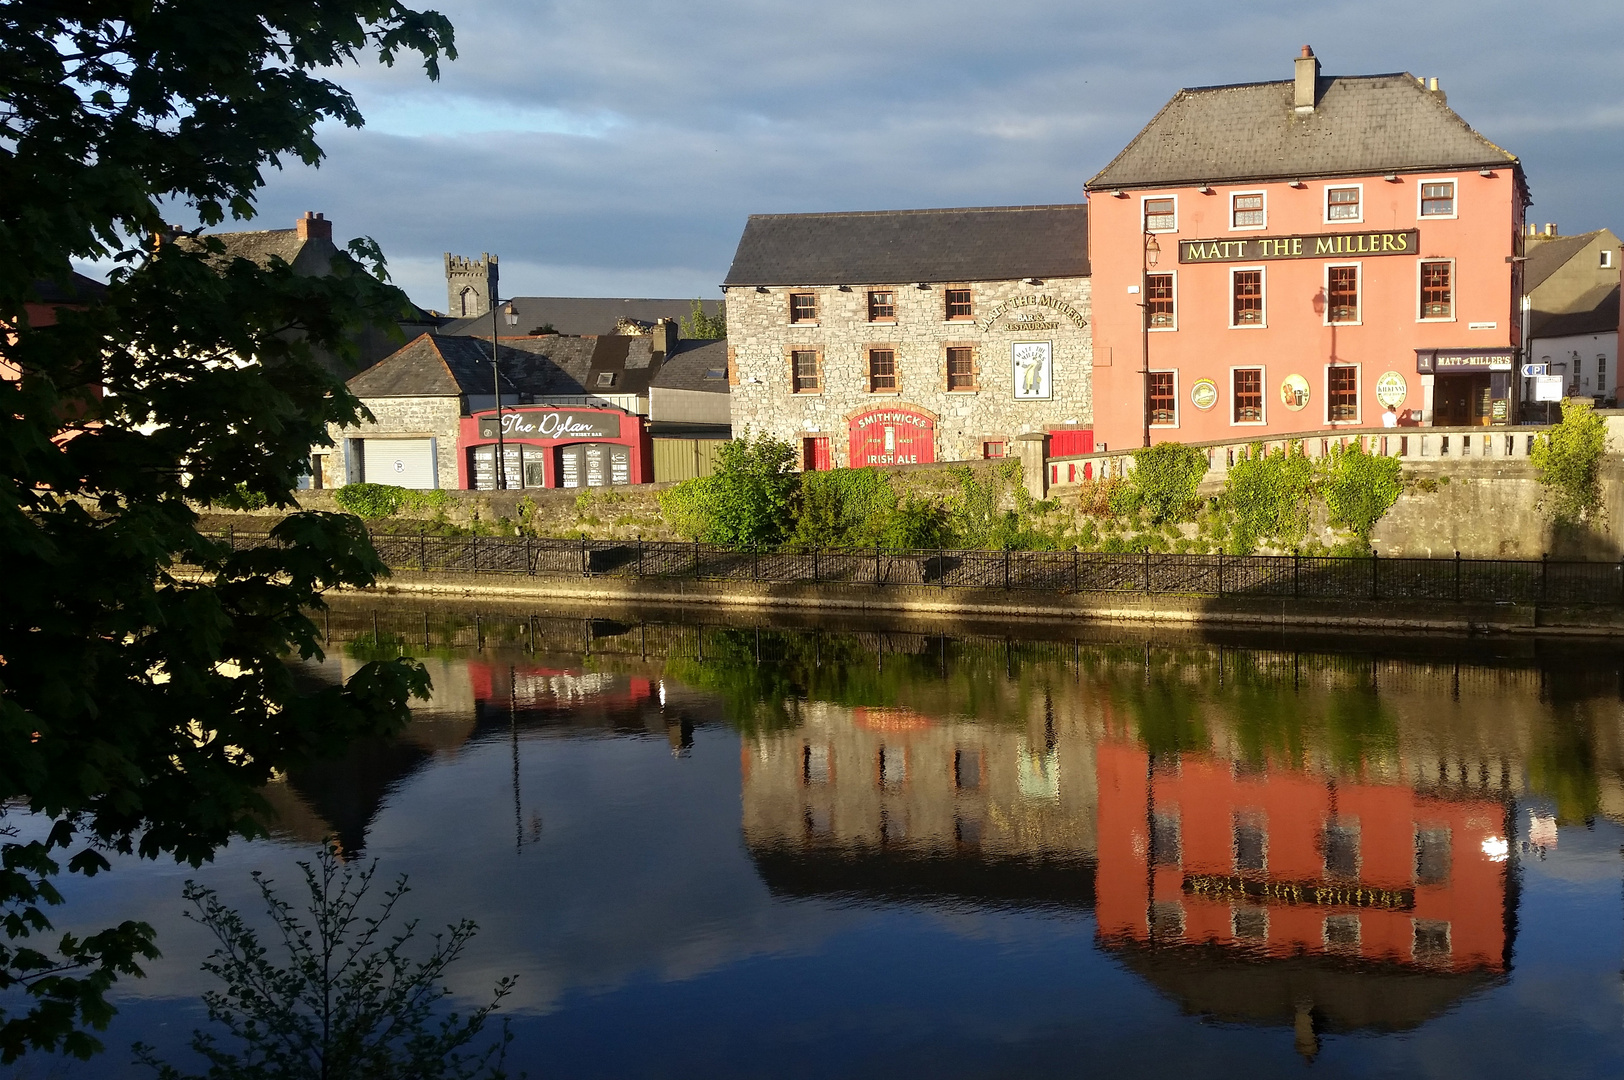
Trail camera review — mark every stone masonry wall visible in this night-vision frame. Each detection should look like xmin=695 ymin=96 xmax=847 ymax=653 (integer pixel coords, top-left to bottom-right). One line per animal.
xmin=728 ymin=276 xmax=1092 ymax=465
xmin=329 ymin=394 xmax=465 ymax=489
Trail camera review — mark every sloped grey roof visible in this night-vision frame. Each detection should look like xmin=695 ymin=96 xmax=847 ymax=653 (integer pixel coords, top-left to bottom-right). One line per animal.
xmin=723 ymin=205 xmax=1090 ymax=287
xmin=1525 ymin=232 xmax=1604 ymax=293
xmin=437 ymin=296 xmax=719 ymax=337
xmin=652 ymin=339 xmax=729 ymax=393
xmin=1530 ymin=284 xmax=1619 ymax=339
xmin=347 ymin=334 xmax=520 ymax=398
xmin=30 ymin=272 xmax=108 ymax=305
xmin=1088 ymin=74 xmax=1518 ymax=190
xmin=178 ymin=227 xmax=339 ymax=277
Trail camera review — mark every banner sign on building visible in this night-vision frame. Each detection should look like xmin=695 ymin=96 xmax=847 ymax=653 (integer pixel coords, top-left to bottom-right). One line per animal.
xmin=478 ymin=408 xmax=621 ymax=441
xmin=848 ymin=408 xmax=936 ymax=467
xmin=1415 ymin=349 xmax=1514 ymax=374
xmin=1179 ymin=229 xmax=1420 ymax=263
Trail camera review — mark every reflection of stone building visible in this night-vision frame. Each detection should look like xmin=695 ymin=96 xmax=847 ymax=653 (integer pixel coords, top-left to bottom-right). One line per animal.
xmin=743 ymin=701 xmax=1097 ymax=907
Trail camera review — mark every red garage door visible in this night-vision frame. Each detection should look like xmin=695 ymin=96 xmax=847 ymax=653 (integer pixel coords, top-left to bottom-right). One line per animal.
xmin=849 ymin=408 xmax=935 ymax=467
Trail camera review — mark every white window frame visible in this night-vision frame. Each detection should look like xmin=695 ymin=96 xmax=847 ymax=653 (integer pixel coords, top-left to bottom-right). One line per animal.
xmin=1324 ymin=183 xmax=1365 ymax=225
xmin=1229 ymin=364 xmax=1267 ymax=426
xmin=1141 ymin=193 xmax=1178 ymax=234
xmin=1229 ymin=189 xmax=1267 ymax=231
xmin=1323 ymin=261 xmax=1364 ymax=327
xmin=1602 ymin=249 xmax=1615 ymax=270
xmin=1145 ymin=268 xmax=1178 ymax=332
xmin=1416 ymin=176 xmax=1459 ymax=220
xmin=1150 ymin=368 xmax=1180 ymax=428
xmin=1229 ymin=265 xmax=1267 ymax=329
xmin=1325 ymin=362 xmax=1363 ymax=426
xmin=1417 ymin=257 xmax=1457 ymax=323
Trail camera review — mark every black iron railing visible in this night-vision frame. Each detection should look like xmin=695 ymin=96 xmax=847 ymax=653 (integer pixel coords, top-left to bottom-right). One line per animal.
xmin=212 ymin=528 xmax=1624 ymax=607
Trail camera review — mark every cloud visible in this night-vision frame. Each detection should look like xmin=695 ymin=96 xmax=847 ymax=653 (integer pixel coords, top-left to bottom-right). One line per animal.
xmin=216 ymin=0 xmax=1624 ymax=311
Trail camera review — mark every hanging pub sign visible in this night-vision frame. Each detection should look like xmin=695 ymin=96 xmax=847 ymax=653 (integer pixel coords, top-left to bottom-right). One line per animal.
xmin=1415 ymin=349 xmax=1514 ymax=373
xmin=1179 ymin=229 xmax=1419 ymax=263
xmin=478 ymin=408 xmax=621 ymax=441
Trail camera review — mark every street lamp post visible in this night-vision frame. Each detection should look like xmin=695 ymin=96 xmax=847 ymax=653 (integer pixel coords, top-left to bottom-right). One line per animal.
xmin=490 ymin=297 xmax=518 ymax=489
xmin=1141 ymin=232 xmax=1162 ymax=448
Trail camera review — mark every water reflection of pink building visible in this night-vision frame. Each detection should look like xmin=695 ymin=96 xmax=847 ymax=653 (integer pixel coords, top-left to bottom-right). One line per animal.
xmin=1096 ymin=737 xmax=1512 ymax=1049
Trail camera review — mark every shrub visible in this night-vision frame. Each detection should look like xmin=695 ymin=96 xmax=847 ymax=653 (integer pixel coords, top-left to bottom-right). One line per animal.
xmin=1109 ymin=443 xmax=1209 ymax=523
xmin=332 ymin=484 xmax=454 ymax=520
xmin=1531 ymin=398 xmax=1608 ymax=528
xmin=216 ymin=482 xmax=270 ymax=511
xmin=657 ymin=433 xmax=798 ymax=546
xmin=1320 ymin=442 xmax=1401 ymax=542
xmin=1222 ymin=443 xmax=1315 ymax=554
xmin=793 ymin=467 xmax=896 ymax=547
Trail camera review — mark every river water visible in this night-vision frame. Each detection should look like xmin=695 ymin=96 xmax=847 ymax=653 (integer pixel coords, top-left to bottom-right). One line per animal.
xmin=14 ymin=603 xmax=1624 ymax=1079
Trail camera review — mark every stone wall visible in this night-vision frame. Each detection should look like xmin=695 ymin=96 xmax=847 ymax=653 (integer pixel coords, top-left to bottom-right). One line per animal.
xmin=727 ymin=277 xmax=1092 ymax=465
xmin=329 ymin=394 xmax=465 ymax=489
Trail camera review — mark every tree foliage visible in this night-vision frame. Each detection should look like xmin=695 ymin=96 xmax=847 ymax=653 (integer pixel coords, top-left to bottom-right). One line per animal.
xmin=1221 ymin=443 xmax=1315 ymax=554
xmin=135 ymin=847 xmax=514 ymax=1080
xmin=658 ymin=433 xmax=799 ymax=546
xmin=678 ymin=298 xmax=726 ymax=339
xmin=1109 ymin=443 xmax=1210 ymax=524
xmin=1 ymin=0 xmax=454 ymax=1061
xmin=1320 ymin=442 xmax=1402 ymax=542
xmin=1531 ymin=398 xmax=1609 ymax=529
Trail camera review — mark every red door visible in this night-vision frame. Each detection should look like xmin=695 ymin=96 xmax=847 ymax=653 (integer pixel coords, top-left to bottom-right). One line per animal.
xmin=848 ymin=408 xmax=935 ymax=467
xmin=802 ymin=436 xmax=831 ymax=471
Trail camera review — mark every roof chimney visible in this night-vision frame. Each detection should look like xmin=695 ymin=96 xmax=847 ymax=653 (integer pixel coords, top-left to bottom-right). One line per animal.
xmin=1545 ymin=223 xmax=1559 ymax=237
xmin=1294 ymin=46 xmax=1320 ymax=112
xmin=296 ymin=211 xmax=332 ymax=242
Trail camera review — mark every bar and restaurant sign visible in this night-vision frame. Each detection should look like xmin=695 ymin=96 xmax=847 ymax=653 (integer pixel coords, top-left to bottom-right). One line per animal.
xmin=477 ymin=408 xmax=621 ymax=441
xmin=1179 ymin=229 xmax=1419 ymax=263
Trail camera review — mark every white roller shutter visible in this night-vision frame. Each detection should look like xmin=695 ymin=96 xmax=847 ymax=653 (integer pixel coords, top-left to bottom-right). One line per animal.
xmin=361 ymin=438 xmax=437 ymax=489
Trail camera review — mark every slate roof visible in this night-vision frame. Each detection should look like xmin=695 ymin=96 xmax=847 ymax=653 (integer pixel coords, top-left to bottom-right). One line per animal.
xmin=722 ymin=205 xmax=1090 ymax=287
xmin=437 ymin=296 xmax=720 ymax=337
xmin=348 ymin=332 xmax=665 ymax=401
xmin=652 ymin=339 xmax=730 ymax=393
xmin=178 ymin=226 xmax=340 ymax=277
xmin=30 ymin=272 xmax=108 ymax=305
xmin=1530 ymin=284 xmax=1619 ymax=339
xmin=1088 ymin=74 xmax=1518 ymax=190
xmin=347 ymin=334 xmax=521 ymax=398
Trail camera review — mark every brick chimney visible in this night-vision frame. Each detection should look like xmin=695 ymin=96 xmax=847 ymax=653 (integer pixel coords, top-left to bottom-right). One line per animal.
xmin=1294 ymin=46 xmax=1320 ymax=112
xmin=295 ymin=211 xmax=332 ymax=241
xmin=649 ymin=318 xmax=677 ymax=356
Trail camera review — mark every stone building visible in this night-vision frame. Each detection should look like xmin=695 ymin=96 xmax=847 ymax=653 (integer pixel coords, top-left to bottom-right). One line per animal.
xmin=722 ymin=205 xmax=1093 ymax=469
xmin=444 ymin=252 xmax=497 ymax=318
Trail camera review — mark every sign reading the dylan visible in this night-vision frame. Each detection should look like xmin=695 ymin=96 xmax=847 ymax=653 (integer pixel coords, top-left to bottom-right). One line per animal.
xmin=1179 ymin=229 xmax=1419 ymax=263
xmin=478 ymin=408 xmax=621 ymax=441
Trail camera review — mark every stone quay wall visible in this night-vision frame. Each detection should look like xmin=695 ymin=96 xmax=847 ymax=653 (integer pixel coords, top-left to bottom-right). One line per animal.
xmin=727 ymin=276 xmax=1092 ymax=465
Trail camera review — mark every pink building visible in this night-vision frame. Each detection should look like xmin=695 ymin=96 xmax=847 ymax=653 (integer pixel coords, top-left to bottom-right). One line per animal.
xmin=1085 ymin=48 xmax=1528 ymax=449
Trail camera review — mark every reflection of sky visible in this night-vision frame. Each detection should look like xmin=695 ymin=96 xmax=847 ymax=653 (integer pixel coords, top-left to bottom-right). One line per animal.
xmin=14 ymin=707 xmax=1623 ymax=1078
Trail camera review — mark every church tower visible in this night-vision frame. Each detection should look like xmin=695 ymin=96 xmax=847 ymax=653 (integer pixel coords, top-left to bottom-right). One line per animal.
xmin=444 ymin=252 xmax=498 ymax=317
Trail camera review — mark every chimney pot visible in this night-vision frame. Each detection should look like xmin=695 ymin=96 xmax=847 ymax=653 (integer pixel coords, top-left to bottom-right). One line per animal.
xmin=1294 ymin=46 xmax=1321 ymax=111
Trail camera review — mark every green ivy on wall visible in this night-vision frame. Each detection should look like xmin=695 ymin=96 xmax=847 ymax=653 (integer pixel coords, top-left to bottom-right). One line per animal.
xmin=1531 ymin=398 xmax=1608 ymax=529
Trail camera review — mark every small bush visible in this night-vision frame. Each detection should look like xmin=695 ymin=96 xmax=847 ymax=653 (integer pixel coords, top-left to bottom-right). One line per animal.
xmin=1223 ymin=443 xmax=1314 ymax=554
xmin=216 ymin=482 xmax=270 ymax=511
xmin=1532 ymin=398 xmax=1608 ymax=528
xmin=332 ymin=484 xmax=453 ymax=520
xmin=657 ymin=433 xmax=798 ymax=545
xmin=1109 ymin=443 xmax=1209 ymax=523
xmin=1321 ymin=442 xmax=1401 ymax=542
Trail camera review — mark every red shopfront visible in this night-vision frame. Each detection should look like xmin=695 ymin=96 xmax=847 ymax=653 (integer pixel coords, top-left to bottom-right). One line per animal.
xmin=457 ymin=406 xmax=652 ymax=490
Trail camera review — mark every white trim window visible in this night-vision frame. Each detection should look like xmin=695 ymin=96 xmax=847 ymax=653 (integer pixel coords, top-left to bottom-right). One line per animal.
xmin=1145 ymin=270 xmax=1177 ymax=331
xmin=1326 ymin=363 xmax=1362 ymax=425
xmin=1418 ymin=258 xmax=1456 ymax=321
xmin=1142 ymin=194 xmax=1177 ymax=233
xmin=1230 ymin=266 xmax=1266 ymax=328
xmin=1325 ymin=184 xmax=1364 ymax=224
xmin=1324 ymin=262 xmax=1362 ymax=325
xmin=1230 ymin=190 xmax=1266 ymax=231
xmin=1417 ymin=178 xmax=1458 ymax=220
xmin=1602 ymin=249 xmax=1615 ymax=270
xmin=1149 ymin=369 xmax=1179 ymax=428
xmin=1231 ymin=365 xmax=1266 ymax=425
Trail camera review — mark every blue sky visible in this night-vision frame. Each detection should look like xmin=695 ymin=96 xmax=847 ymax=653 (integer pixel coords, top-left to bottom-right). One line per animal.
xmin=235 ymin=0 xmax=1624 ymax=312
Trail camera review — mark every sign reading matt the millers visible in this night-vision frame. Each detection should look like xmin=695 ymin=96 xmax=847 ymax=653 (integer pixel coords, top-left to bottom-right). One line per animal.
xmin=1179 ymin=229 xmax=1420 ymax=263
xmin=477 ymin=408 xmax=621 ymax=441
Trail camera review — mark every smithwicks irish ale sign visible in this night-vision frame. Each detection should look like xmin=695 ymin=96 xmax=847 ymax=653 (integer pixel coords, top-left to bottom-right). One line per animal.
xmin=1178 ymin=229 xmax=1420 ymax=263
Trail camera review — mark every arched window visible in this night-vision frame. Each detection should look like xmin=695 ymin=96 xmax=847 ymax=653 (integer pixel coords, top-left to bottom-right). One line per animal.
xmin=460 ymin=286 xmax=477 ymax=316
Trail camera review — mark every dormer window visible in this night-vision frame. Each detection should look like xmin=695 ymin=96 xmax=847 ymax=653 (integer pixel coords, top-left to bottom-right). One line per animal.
xmin=595 ymin=372 xmax=617 ymax=388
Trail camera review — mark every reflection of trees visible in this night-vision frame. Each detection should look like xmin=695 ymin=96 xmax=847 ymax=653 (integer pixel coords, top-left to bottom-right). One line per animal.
xmin=1527 ymin=705 xmax=1602 ymax=824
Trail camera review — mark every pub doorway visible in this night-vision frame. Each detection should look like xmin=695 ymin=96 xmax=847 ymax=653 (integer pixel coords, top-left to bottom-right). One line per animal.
xmin=1433 ymin=374 xmax=1492 ymax=427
